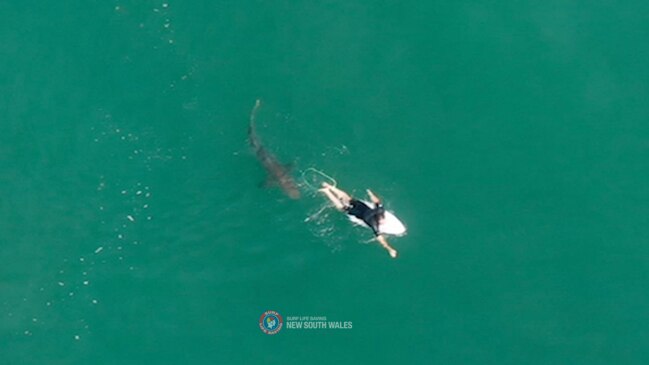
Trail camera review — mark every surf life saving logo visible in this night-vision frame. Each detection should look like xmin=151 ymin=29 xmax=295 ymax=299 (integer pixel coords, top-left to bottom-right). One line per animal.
xmin=259 ymin=310 xmax=283 ymax=335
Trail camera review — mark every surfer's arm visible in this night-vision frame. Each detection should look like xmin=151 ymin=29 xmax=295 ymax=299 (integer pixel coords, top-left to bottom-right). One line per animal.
xmin=376 ymin=235 xmax=398 ymax=259
xmin=366 ymin=189 xmax=381 ymax=205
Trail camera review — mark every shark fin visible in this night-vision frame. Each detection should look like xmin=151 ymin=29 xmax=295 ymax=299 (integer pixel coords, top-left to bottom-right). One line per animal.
xmin=283 ymin=162 xmax=295 ymax=172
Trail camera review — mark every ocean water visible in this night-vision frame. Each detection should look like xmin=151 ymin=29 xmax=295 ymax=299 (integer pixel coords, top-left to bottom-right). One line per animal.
xmin=1 ymin=1 xmax=648 ymax=364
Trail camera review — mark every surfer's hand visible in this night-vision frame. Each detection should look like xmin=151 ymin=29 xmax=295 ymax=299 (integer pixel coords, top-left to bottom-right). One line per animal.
xmin=376 ymin=235 xmax=398 ymax=259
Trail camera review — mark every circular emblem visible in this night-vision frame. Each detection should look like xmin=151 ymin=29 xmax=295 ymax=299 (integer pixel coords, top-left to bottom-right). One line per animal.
xmin=259 ymin=310 xmax=283 ymax=335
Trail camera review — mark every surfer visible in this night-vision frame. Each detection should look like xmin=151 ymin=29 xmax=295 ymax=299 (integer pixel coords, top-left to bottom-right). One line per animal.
xmin=318 ymin=182 xmax=398 ymax=258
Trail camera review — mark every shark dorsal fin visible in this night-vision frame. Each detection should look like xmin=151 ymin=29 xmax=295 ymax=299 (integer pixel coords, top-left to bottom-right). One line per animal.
xmin=283 ymin=162 xmax=294 ymax=172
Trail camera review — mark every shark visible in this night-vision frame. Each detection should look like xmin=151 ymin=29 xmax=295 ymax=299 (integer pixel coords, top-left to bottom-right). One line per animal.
xmin=248 ymin=100 xmax=301 ymax=199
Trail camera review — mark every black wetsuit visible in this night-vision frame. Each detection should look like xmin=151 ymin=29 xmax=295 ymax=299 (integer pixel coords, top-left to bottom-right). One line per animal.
xmin=345 ymin=199 xmax=385 ymax=236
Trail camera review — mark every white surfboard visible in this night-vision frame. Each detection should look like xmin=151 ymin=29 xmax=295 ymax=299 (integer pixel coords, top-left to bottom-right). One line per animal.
xmin=347 ymin=200 xmax=407 ymax=236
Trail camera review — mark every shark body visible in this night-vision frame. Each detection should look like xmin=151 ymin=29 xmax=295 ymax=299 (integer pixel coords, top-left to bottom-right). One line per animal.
xmin=248 ymin=100 xmax=301 ymax=199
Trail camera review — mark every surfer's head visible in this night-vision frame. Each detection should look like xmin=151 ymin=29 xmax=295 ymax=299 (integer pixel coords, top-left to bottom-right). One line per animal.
xmin=375 ymin=204 xmax=385 ymax=220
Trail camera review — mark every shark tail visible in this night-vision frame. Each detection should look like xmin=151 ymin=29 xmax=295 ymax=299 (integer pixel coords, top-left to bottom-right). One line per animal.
xmin=248 ymin=99 xmax=262 ymax=150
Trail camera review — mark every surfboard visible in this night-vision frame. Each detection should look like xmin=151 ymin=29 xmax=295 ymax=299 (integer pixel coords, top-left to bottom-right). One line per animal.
xmin=347 ymin=200 xmax=407 ymax=236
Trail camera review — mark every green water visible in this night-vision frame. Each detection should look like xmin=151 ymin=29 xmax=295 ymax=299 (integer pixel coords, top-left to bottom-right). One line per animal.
xmin=2 ymin=1 xmax=648 ymax=364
